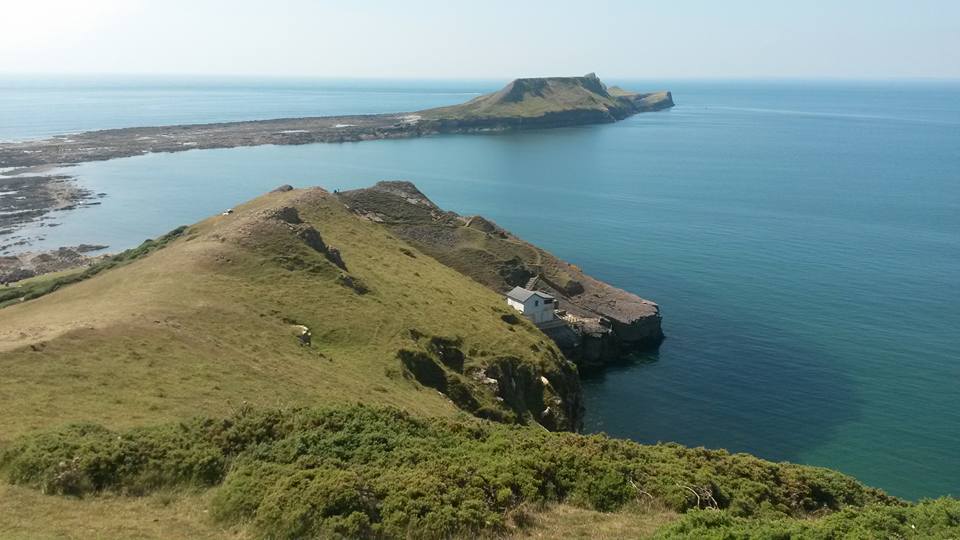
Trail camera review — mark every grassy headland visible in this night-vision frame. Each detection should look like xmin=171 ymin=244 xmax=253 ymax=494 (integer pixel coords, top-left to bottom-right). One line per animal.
xmin=1 ymin=184 xmax=957 ymax=539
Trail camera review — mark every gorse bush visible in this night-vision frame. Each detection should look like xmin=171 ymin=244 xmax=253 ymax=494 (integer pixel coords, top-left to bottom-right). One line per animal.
xmin=2 ymin=422 xmax=225 ymax=496
xmin=655 ymin=498 xmax=960 ymax=539
xmin=0 ymin=405 xmax=929 ymax=539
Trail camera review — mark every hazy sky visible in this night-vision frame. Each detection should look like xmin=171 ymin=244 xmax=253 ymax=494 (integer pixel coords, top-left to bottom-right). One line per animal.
xmin=2 ymin=0 xmax=957 ymax=79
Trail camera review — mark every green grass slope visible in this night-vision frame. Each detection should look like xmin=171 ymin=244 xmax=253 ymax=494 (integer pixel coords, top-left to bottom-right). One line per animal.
xmin=0 ymin=186 xmax=582 ymax=444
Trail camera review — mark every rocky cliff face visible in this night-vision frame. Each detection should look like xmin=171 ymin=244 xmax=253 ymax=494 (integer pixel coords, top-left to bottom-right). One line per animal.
xmin=337 ymin=181 xmax=664 ymax=371
xmin=397 ymin=330 xmax=583 ymax=431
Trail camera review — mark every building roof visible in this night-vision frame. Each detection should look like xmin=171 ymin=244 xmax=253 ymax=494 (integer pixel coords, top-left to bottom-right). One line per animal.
xmin=506 ymin=286 xmax=554 ymax=303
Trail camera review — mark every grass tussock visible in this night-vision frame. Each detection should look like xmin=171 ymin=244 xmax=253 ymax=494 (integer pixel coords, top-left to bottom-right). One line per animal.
xmin=2 ymin=405 xmax=930 ymax=540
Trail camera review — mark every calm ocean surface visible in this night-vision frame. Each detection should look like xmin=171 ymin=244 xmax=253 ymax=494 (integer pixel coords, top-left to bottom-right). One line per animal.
xmin=3 ymin=77 xmax=958 ymax=500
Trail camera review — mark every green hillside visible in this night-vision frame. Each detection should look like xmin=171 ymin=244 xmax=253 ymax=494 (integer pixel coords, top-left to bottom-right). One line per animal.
xmin=1 ymin=184 xmax=957 ymax=539
xmin=0 ymin=185 xmax=582 ymax=443
xmin=419 ymin=73 xmax=673 ymax=122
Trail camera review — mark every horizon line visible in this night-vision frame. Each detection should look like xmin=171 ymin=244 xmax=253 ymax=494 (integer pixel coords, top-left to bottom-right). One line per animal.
xmin=1 ymin=71 xmax=959 ymax=83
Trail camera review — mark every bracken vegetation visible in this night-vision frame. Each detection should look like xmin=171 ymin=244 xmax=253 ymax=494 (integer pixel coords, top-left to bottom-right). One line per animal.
xmin=5 ymin=405 xmax=949 ymax=540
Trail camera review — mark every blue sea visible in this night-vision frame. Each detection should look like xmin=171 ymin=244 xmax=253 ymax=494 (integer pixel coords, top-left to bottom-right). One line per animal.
xmin=2 ymin=76 xmax=958 ymax=501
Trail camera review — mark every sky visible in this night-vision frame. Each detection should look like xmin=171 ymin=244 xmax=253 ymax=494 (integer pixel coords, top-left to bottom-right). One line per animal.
xmin=1 ymin=0 xmax=957 ymax=79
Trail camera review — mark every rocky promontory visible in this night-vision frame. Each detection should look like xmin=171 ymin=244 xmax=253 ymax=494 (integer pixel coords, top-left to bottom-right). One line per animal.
xmin=337 ymin=181 xmax=663 ymax=369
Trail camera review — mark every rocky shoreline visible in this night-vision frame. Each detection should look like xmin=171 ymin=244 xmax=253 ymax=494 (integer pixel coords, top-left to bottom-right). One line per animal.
xmin=0 ymin=168 xmax=103 ymax=253
xmin=0 ymin=89 xmax=674 ymax=170
xmin=0 ymin=243 xmax=108 ymax=283
xmin=0 ymin=75 xmax=673 ymax=282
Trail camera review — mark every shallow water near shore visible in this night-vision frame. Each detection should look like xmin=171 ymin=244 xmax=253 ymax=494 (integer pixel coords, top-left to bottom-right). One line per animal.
xmin=4 ymin=79 xmax=960 ymax=500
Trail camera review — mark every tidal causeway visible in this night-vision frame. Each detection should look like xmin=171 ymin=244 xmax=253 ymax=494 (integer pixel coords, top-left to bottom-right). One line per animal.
xmin=0 ymin=75 xmax=672 ymax=257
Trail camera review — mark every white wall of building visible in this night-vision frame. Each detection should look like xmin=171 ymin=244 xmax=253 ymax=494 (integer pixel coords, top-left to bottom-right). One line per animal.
xmin=506 ymin=294 xmax=555 ymax=324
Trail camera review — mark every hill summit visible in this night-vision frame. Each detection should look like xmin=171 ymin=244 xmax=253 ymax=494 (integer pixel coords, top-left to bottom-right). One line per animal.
xmin=419 ymin=73 xmax=673 ymax=126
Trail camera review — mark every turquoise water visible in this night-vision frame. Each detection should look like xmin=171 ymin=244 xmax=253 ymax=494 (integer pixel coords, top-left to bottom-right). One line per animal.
xmin=4 ymin=79 xmax=959 ymax=500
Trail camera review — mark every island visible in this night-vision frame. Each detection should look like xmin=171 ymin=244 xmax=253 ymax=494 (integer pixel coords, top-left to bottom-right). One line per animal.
xmin=1 ymin=73 xmax=673 ymax=262
xmin=0 ymin=74 xmax=673 ymax=169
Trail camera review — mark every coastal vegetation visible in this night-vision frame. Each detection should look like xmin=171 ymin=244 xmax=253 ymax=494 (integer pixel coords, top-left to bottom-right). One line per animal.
xmin=1 ymin=183 xmax=958 ymax=538
xmin=6 ymin=405 xmax=948 ymax=540
xmin=0 ymin=186 xmax=582 ymax=444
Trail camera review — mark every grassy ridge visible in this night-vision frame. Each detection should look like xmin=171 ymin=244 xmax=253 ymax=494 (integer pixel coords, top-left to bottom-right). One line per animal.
xmin=3 ymin=405 xmax=935 ymax=540
xmin=0 ymin=187 xmax=579 ymax=445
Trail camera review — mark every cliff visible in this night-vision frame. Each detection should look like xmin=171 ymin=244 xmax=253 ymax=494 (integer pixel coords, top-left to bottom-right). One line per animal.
xmin=337 ymin=181 xmax=664 ymax=368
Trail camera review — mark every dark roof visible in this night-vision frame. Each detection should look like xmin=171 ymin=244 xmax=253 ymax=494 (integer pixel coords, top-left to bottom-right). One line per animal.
xmin=506 ymin=286 xmax=554 ymax=303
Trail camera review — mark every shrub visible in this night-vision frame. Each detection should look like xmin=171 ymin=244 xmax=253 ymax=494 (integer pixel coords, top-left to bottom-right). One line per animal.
xmin=1 ymin=420 xmax=224 ymax=495
xmin=2 ymin=405 xmax=938 ymax=539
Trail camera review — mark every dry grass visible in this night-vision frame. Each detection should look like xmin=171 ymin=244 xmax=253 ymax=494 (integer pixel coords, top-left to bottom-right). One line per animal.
xmin=0 ymin=484 xmax=250 ymax=540
xmin=509 ymin=503 xmax=678 ymax=540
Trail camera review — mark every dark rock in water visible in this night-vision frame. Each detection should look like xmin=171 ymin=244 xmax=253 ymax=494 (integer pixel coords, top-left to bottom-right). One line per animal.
xmin=0 ymin=243 xmax=110 ymax=284
xmin=76 ymin=244 xmax=108 ymax=253
xmin=0 ymin=174 xmax=95 ymax=250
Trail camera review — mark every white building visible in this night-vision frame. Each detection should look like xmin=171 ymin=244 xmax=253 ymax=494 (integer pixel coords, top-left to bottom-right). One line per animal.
xmin=505 ymin=286 xmax=557 ymax=324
